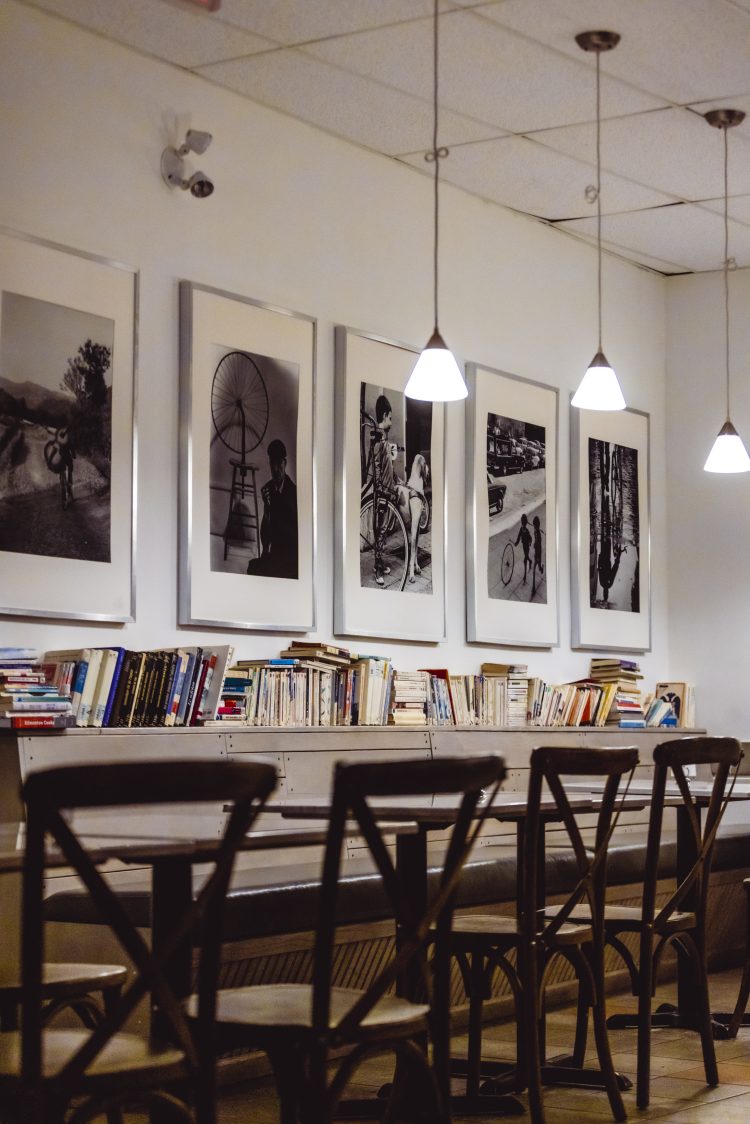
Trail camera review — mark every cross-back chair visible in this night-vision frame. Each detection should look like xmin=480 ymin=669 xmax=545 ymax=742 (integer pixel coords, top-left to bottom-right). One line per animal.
xmin=596 ymin=735 xmax=742 ymax=1108
xmin=0 ymin=758 xmax=277 ymax=1124
xmin=450 ymin=744 xmax=638 ymax=1124
xmin=196 ymin=753 xmax=506 ymax=1124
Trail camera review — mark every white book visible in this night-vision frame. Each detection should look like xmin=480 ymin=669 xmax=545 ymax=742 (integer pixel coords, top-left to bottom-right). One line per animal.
xmin=90 ymin=648 xmax=119 ymax=727
xmin=77 ymin=649 xmax=104 ymax=727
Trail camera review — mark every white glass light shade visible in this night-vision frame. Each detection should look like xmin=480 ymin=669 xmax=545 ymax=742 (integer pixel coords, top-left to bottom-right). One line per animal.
xmin=404 ymin=329 xmax=468 ymax=402
xmin=571 ymin=350 xmax=626 ymax=411
xmin=703 ymin=420 xmax=750 ymax=473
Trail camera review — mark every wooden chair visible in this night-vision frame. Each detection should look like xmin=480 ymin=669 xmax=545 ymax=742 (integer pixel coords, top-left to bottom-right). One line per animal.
xmin=597 ymin=735 xmax=742 ymax=1108
xmin=450 ymin=745 xmax=638 ymax=1124
xmin=0 ymin=963 xmax=127 ymax=1033
xmin=0 ymin=758 xmax=277 ymax=1124
xmin=192 ymin=753 xmax=506 ymax=1124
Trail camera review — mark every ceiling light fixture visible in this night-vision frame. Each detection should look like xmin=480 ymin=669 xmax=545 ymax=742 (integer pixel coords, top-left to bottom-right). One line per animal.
xmin=404 ymin=0 xmax=467 ymax=402
xmin=161 ymin=129 xmax=214 ymax=198
xmin=572 ymin=31 xmax=626 ymax=412
xmin=703 ymin=108 xmax=750 ymax=474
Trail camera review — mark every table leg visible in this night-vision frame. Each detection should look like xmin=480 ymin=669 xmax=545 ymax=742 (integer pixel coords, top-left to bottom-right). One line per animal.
xmin=149 ymin=857 xmax=194 ymax=1124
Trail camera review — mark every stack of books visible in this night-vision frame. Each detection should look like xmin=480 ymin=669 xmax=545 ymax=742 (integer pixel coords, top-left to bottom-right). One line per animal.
xmin=589 ymin=658 xmax=645 ymax=728
xmin=0 ymin=649 xmax=74 ymax=730
xmin=389 ymin=670 xmax=430 ymax=726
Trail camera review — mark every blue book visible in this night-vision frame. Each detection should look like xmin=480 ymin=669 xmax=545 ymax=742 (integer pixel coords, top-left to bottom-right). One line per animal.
xmin=102 ymin=648 xmax=126 ymax=728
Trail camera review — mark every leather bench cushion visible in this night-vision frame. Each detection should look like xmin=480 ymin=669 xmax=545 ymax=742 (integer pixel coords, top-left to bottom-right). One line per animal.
xmin=44 ymin=829 xmax=750 ymax=941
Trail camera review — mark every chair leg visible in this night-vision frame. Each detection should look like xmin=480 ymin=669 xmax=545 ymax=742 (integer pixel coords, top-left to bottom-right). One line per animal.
xmin=572 ymin=968 xmax=590 ymax=1068
xmin=586 ymin=945 xmax=626 ymax=1122
xmin=729 ymin=891 xmax=750 ymax=1038
xmin=520 ymin=938 xmax=545 ymax=1124
xmin=466 ymin=951 xmax=485 ymax=1097
xmin=636 ymin=930 xmax=654 ymax=1110
xmin=690 ymin=934 xmax=719 ymax=1087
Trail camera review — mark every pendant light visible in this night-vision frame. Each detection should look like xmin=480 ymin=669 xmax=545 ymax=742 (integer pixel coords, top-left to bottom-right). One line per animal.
xmin=404 ymin=0 xmax=467 ymax=402
xmin=571 ymin=31 xmax=626 ymax=412
xmin=703 ymin=109 xmax=750 ymax=474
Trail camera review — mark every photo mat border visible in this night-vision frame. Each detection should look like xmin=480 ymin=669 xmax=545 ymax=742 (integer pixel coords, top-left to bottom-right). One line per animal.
xmin=0 ymin=226 xmax=137 ymax=623
xmin=465 ymin=362 xmax=559 ymax=648
xmin=179 ymin=281 xmax=316 ymax=632
xmin=570 ymin=403 xmax=651 ymax=652
xmin=333 ymin=325 xmax=447 ymax=642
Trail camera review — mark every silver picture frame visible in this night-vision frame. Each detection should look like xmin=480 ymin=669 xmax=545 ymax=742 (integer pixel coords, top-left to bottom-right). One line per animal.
xmin=179 ymin=281 xmax=316 ymax=631
xmin=465 ymin=362 xmax=559 ymax=647
xmin=570 ymin=402 xmax=651 ymax=651
xmin=0 ymin=226 xmax=137 ymax=622
xmin=334 ymin=325 xmax=447 ymax=642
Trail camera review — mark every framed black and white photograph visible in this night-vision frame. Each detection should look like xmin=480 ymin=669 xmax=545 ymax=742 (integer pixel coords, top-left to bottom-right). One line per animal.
xmin=334 ymin=326 xmax=446 ymax=641
xmin=466 ymin=363 xmax=559 ymax=647
xmin=571 ymin=404 xmax=650 ymax=651
xmin=0 ymin=228 xmax=136 ymax=621
xmin=179 ymin=282 xmax=315 ymax=630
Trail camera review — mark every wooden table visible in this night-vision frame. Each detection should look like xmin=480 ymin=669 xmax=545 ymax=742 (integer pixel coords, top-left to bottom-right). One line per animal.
xmin=0 ymin=811 xmax=419 ymax=1124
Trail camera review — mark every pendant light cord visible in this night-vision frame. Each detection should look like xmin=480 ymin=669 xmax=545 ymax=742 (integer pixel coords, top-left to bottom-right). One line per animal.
xmin=426 ymin=0 xmax=448 ymax=334
xmin=596 ymin=48 xmax=603 ymax=353
xmin=723 ymin=124 xmax=731 ymax=420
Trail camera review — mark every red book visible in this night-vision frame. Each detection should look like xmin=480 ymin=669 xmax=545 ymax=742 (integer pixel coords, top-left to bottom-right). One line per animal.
xmin=5 ymin=714 xmax=72 ymax=729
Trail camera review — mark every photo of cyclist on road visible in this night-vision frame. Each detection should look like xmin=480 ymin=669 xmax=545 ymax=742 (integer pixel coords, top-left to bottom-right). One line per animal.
xmin=486 ymin=410 xmax=547 ymax=605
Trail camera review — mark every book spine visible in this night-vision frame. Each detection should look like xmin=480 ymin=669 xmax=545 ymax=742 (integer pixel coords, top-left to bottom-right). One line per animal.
xmin=70 ymin=659 xmax=89 ymax=721
xmin=101 ymin=649 xmax=126 ymax=728
xmin=6 ymin=713 xmax=75 ymax=729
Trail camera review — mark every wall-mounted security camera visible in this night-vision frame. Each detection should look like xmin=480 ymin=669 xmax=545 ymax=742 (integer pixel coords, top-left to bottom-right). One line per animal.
xmin=161 ymin=129 xmax=214 ymax=197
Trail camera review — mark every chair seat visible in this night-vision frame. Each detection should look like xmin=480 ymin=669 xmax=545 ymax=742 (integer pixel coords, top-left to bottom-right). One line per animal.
xmin=0 ymin=1029 xmax=185 ymax=1087
xmin=545 ymin=902 xmax=696 ymax=934
xmin=451 ymin=912 xmax=592 ymax=947
xmin=0 ymin=964 xmax=127 ymax=1002
xmin=192 ymin=983 xmax=429 ymax=1042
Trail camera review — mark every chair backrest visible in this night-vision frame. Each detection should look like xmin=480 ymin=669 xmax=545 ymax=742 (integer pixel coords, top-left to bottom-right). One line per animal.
xmin=523 ymin=746 xmax=639 ymax=944
xmin=310 ymin=754 xmax=506 ymax=1044
xmin=20 ymin=759 xmax=277 ymax=1095
xmin=642 ymin=735 xmax=742 ymax=930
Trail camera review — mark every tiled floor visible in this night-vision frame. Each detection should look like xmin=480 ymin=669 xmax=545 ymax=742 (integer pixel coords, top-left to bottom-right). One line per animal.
xmin=139 ymin=966 xmax=750 ymax=1121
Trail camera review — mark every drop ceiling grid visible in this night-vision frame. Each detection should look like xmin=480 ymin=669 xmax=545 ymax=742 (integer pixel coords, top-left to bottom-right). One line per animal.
xmin=399 ymin=135 xmax=676 ymax=221
xmin=14 ymin=0 xmax=750 ymax=272
xmin=476 ymin=0 xmax=750 ymax=105
xmin=196 ymin=48 xmax=503 ymax=156
xmin=557 ymin=204 xmax=750 ymax=274
xmin=300 ymin=9 xmax=666 ymax=136
xmin=20 ymin=0 xmax=280 ymax=67
xmin=530 ymin=108 xmax=750 ymax=206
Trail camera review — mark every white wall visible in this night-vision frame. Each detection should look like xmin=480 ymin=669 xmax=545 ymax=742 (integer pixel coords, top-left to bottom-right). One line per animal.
xmin=667 ymin=268 xmax=750 ymax=736
xmin=0 ymin=0 xmax=669 ymax=687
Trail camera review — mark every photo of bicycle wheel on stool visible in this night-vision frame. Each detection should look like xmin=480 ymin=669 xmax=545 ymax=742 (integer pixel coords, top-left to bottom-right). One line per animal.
xmin=359 ymin=383 xmax=433 ymax=594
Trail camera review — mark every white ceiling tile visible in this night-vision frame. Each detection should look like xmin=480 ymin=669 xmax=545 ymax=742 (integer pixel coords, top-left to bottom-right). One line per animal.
xmin=532 ymin=107 xmax=750 ymax=202
xmin=303 ymin=10 xmax=665 ymax=135
xmin=700 ymin=195 xmax=750 ymax=227
xmin=555 ymin=204 xmax=750 ymax=272
xmin=197 ymin=50 xmax=502 ymax=155
xmin=24 ymin=0 xmax=277 ymax=66
xmin=477 ymin=0 xmax=750 ymax=105
xmin=218 ymin=0 xmax=446 ymax=45
xmin=398 ymin=135 xmax=674 ymax=220
xmin=554 ymin=226 xmax=691 ymax=275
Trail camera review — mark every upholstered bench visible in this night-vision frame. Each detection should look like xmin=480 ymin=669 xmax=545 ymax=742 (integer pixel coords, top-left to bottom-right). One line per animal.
xmin=45 ymin=826 xmax=750 ymax=940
